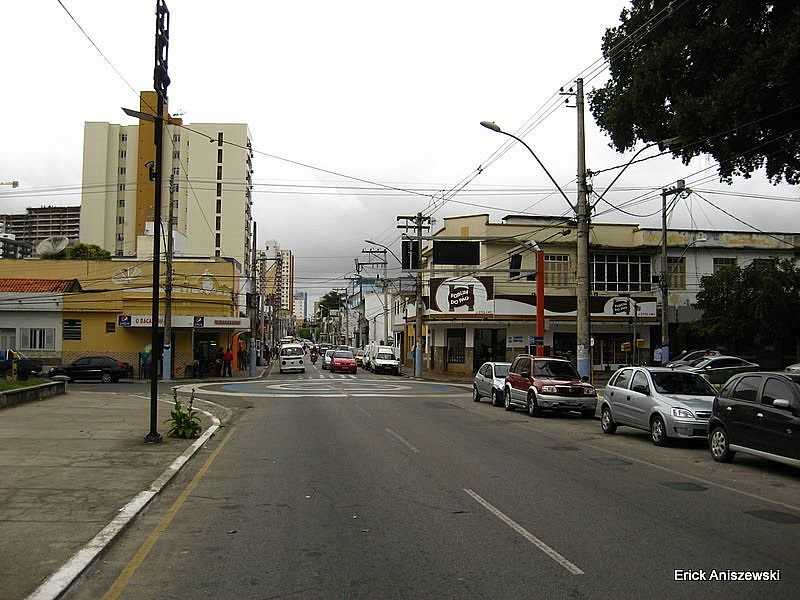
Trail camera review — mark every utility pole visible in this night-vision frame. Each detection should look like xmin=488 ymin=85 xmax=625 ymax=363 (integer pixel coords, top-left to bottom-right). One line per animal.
xmin=249 ymin=222 xmax=257 ymax=376
xmin=361 ymin=247 xmax=388 ymax=343
xmin=660 ymin=180 xmax=687 ymax=364
xmin=162 ymin=171 xmax=176 ymax=381
xmin=145 ymin=0 xmax=170 ymax=445
xmin=574 ymin=77 xmax=591 ymax=379
xmin=397 ymin=212 xmax=431 ymax=378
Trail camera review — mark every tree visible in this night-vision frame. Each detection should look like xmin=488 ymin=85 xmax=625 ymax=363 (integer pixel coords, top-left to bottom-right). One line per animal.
xmin=317 ymin=290 xmax=342 ymax=316
xmin=694 ymin=259 xmax=800 ymax=359
xmin=590 ymin=1 xmax=800 ymax=184
xmin=53 ymin=243 xmax=112 ymax=260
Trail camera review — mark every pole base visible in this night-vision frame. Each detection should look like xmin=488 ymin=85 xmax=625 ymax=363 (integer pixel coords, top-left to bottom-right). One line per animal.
xmin=144 ymin=431 xmax=163 ymax=444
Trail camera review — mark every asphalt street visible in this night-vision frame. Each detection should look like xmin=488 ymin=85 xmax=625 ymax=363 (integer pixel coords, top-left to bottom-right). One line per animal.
xmin=63 ymin=363 xmax=800 ymax=600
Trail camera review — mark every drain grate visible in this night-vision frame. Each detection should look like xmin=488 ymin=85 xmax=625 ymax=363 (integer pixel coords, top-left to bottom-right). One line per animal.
xmin=659 ymin=481 xmax=708 ymax=492
xmin=745 ymin=510 xmax=800 ymax=524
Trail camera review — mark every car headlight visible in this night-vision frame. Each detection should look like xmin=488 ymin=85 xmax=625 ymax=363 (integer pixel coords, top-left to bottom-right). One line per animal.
xmin=584 ymin=387 xmax=597 ymax=396
xmin=541 ymin=386 xmax=557 ymax=394
xmin=671 ymin=407 xmax=695 ymax=419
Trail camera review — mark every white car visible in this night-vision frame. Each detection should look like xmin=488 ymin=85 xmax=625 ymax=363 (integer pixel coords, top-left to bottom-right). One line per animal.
xmin=372 ymin=348 xmax=400 ymax=375
xmin=473 ymin=362 xmax=511 ymax=406
xmin=279 ymin=343 xmax=305 ymax=374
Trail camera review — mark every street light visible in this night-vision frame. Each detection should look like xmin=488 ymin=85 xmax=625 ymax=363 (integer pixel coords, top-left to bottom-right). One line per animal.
xmin=364 ymin=239 xmax=402 ymax=265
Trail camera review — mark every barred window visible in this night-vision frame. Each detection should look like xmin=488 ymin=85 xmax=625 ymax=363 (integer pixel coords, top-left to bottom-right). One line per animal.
xmin=544 ymin=254 xmax=570 ymax=286
xmin=592 ymin=254 xmax=652 ymax=292
xmin=713 ymin=257 xmax=736 ymax=273
xmin=668 ymin=257 xmax=686 ymax=289
xmin=63 ymin=319 xmax=82 ymax=341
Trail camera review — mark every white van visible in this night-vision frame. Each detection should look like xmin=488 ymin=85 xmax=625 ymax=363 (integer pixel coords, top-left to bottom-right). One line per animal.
xmin=371 ymin=345 xmax=400 ymax=375
xmin=279 ymin=343 xmax=305 ymax=374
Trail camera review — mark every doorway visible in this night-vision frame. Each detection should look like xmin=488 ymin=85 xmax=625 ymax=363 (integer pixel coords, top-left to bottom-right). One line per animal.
xmin=473 ymin=328 xmax=506 ymax=372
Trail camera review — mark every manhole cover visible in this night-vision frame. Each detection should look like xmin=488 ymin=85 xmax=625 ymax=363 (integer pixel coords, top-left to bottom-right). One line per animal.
xmin=548 ymin=446 xmax=581 ymax=452
xmin=590 ymin=456 xmax=632 ymax=466
xmin=745 ymin=510 xmax=800 ymax=524
xmin=659 ymin=481 xmax=708 ymax=492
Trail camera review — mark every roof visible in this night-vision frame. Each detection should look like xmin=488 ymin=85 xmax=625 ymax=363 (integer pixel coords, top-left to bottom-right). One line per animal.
xmin=0 ymin=278 xmax=82 ymax=293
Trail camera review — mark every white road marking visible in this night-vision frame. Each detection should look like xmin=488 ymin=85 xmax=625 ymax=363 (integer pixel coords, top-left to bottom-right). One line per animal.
xmin=463 ymin=488 xmax=584 ymax=575
xmin=385 ymin=428 xmax=420 ymax=453
xmin=583 ymin=443 xmax=800 ymax=514
xmin=354 ymin=404 xmax=372 ymax=418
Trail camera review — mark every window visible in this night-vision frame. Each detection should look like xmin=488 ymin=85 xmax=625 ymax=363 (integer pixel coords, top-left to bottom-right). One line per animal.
xmin=446 ymin=329 xmax=465 ymax=364
xmin=668 ymin=257 xmax=686 ymax=289
xmin=217 ymin=132 xmax=224 ymax=147
xmin=117 ymin=216 xmax=124 ymax=224
xmin=118 ymin=184 xmax=125 ymax=191
xmin=217 ymin=149 xmax=223 ymax=163
xmin=613 ymin=368 xmax=634 ymax=390
xmin=217 ymin=165 xmax=223 ymax=180
xmin=116 ymin=233 xmax=124 ymax=241
xmin=216 ymin=198 xmax=222 ymax=213
xmin=119 ymin=150 xmax=126 ymax=159
xmin=119 ymin=167 xmax=126 ymax=176
xmin=63 ymin=319 xmax=82 ymax=341
xmin=545 ymin=254 xmax=570 ymax=286
xmin=172 ymin=166 xmax=180 ymax=176
xmin=118 ymin=199 xmax=125 ymax=207
xmin=731 ymin=376 xmax=762 ymax=403
xmin=534 ymin=360 xmax=579 ymax=379
xmin=105 ymin=321 xmax=116 ymax=333
xmin=174 ymin=184 xmax=179 ymax=192
xmin=216 ymin=216 xmax=221 ymax=230
xmin=20 ymin=327 xmax=56 ymax=350
xmin=630 ymin=371 xmax=650 ymax=394
xmin=591 ymin=255 xmax=651 ymax=292
xmin=508 ymin=254 xmax=522 ymax=280
xmin=215 ymin=249 xmax=221 ymax=257
xmin=761 ymin=378 xmax=796 ymax=407
xmin=120 ymin=133 xmax=127 ymax=142
xmin=713 ymin=257 xmax=736 ymax=273
xmin=651 ymin=372 xmax=716 ymax=396
xmin=172 ymin=150 xmax=180 ymax=159
xmin=518 ymin=358 xmax=531 ymax=377
xmin=216 ymin=183 xmax=222 ymax=196
xmin=215 ymin=233 xmax=221 ymax=247
xmin=172 ymin=133 xmax=180 ymax=142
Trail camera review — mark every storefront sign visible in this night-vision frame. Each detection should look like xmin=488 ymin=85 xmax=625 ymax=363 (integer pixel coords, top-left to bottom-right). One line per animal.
xmin=118 ymin=315 xmax=239 ymax=328
xmin=433 ymin=276 xmax=492 ymax=313
xmin=447 ymin=284 xmax=475 ymax=311
xmin=602 ymin=297 xmax=657 ymax=318
xmin=199 ymin=317 xmax=248 ymax=329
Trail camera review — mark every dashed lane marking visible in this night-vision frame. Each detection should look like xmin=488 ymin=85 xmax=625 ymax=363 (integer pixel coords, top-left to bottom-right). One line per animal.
xmin=385 ymin=428 xmax=420 ymax=453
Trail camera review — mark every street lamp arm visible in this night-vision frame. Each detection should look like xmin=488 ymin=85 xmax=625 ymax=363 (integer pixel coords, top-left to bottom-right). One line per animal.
xmin=364 ymin=240 xmax=402 ymax=264
xmin=493 ymin=129 xmax=576 ymax=212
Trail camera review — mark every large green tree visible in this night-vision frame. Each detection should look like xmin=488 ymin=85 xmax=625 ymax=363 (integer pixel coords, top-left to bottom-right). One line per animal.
xmin=694 ymin=258 xmax=800 ymax=356
xmin=317 ymin=290 xmax=342 ymax=316
xmin=53 ymin=243 xmax=111 ymax=260
xmin=590 ymin=1 xmax=800 ymax=183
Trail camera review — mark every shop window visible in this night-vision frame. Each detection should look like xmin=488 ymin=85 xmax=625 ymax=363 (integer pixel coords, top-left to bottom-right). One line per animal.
xmin=106 ymin=321 xmax=116 ymax=333
xmin=63 ymin=319 xmax=82 ymax=341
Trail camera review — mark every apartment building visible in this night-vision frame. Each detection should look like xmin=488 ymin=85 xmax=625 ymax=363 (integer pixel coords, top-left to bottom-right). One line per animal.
xmin=392 ymin=213 xmax=800 ymax=376
xmin=0 ymin=206 xmax=80 ymax=247
xmin=293 ymin=291 xmax=308 ymax=324
xmin=79 ymin=91 xmax=254 ymax=274
xmin=261 ymin=241 xmax=294 ymax=340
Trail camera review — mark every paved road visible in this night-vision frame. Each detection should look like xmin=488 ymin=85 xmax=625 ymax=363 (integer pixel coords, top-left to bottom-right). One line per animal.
xmin=64 ymin=362 xmax=800 ymax=599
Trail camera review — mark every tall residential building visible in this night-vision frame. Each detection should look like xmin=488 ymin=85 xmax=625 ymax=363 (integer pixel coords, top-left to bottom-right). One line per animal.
xmin=79 ymin=91 xmax=254 ymax=274
xmin=261 ymin=240 xmax=295 ymax=339
xmin=293 ymin=291 xmax=307 ymax=323
xmin=0 ymin=206 xmax=81 ymax=247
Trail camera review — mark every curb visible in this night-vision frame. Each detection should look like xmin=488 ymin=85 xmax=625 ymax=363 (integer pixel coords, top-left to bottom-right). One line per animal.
xmin=25 ymin=401 xmax=222 ymax=600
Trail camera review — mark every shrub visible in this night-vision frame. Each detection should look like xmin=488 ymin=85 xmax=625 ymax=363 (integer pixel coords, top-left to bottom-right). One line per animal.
xmin=165 ymin=391 xmax=202 ymax=439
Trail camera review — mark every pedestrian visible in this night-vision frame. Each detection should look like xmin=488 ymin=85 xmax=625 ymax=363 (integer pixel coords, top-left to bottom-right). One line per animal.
xmin=265 ymin=346 xmax=271 ymax=364
xmin=223 ymin=346 xmax=233 ymax=377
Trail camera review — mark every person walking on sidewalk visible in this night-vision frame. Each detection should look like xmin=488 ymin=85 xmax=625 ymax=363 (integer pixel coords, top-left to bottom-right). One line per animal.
xmin=223 ymin=347 xmax=234 ymax=377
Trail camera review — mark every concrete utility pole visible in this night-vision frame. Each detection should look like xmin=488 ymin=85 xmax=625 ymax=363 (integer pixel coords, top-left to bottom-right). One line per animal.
xmin=396 ymin=212 xmax=431 ymax=378
xmin=162 ymin=171 xmax=176 ymax=381
xmin=361 ymin=247 xmax=388 ymax=344
xmin=145 ymin=0 xmax=170 ymax=445
xmin=249 ymin=222 xmax=257 ymax=377
xmin=659 ymin=180 xmax=687 ymax=364
xmin=574 ymin=77 xmax=591 ymax=379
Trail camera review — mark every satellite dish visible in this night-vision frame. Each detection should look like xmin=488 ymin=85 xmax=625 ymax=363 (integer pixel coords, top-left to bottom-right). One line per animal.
xmin=36 ymin=236 xmax=70 ymax=256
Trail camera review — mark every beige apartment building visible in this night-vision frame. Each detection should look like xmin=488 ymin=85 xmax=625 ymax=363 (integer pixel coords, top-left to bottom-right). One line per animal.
xmin=260 ymin=240 xmax=295 ymax=341
xmin=79 ymin=91 xmax=254 ymax=275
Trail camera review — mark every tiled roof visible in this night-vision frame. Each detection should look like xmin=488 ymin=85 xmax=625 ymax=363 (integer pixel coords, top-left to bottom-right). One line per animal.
xmin=0 ymin=278 xmax=82 ymax=293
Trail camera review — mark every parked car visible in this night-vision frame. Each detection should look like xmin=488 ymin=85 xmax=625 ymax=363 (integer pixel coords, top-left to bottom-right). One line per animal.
xmin=330 ymin=350 xmax=357 ymax=374
xmin=48 ymin=356 xmax=132 ymax=383
xmin=708 ymin=372 xmax=800 ymax=468
xmin=322 ymin=349 xmax=335 ymax=370
xmin=0 ymin=349 xmax=43 ymax=381
xmin=503 ymin=355 xmax=597 ymax=417
xmin=785 ymin=363 xmax=800 ymax=374
xmin=278 ymin=343 xmax=305 ymax=374
xmin=372 ymin=347 xmax=400 ymax=375
xmin=666 ymin=349 xmax=720 ymax=368
xmin=679 ymin=355 xmax=760 ymax=385
xmin=473 ymin=362 xmax=511 ymax=406
xmin=600 ymin=367 xmax=718 ymax=446
xmin=355 ymin=349 xmax=365 ymax=366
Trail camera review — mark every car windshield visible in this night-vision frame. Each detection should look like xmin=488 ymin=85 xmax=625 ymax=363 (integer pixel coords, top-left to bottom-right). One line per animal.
xmin=651 ymin=372 xmax=717 ymax=395
xmin=334 ymin=351 xmax=353 ymax=359
xmin=534 ymin=360 xmax=580 ymax=380
xmin=377 ymin=353 xmax=395 ymax=360
xmin=325 ymin=350 xmax=335 ymax=357
xmin=493 ymin=365 xmax=509 ymax=377
xmin=281 ymin=347 xmax=303 ymax=356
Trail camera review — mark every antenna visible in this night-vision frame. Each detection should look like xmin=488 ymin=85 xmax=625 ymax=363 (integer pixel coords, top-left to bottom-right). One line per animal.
xmin=35 ymin=236 xmax=69 ymax=256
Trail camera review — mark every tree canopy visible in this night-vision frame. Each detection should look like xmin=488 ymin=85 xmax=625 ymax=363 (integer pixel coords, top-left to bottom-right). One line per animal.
xmin=317 ymin=290 xmax=343 ymax=316
xmin=53 ymin=243 xmax=112 ymax=260
xmin=590 ymin=1 xmax=800 ymax=184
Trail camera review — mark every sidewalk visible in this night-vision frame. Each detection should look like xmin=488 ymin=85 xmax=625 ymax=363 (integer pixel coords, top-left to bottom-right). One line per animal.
xmin=118 ymin=363 xmax=271 ymax=385
xmin=0 ymin=391 xmax=218 ymax=600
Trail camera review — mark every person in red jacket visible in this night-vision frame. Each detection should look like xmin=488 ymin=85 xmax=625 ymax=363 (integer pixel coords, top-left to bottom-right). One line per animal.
xmin=223 ymin=347 xmax=234 ymax=377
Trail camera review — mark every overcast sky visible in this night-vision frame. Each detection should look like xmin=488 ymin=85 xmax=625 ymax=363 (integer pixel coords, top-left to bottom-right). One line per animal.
xmin=2 ymin=1 xmax=798 ymax=302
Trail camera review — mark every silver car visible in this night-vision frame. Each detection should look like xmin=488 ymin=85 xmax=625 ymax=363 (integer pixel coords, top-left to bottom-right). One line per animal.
xmin=600 ymin=367 xmax=718 ymax=446
xmin=322 ymin=349 xmax=335 ymax=370
xmin=473 ymin=362 xmax=511 ymax=407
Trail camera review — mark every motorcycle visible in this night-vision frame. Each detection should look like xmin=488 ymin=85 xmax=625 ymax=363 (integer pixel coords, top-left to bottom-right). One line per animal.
xmin=311 ymin=353 xmax=318 ymax=365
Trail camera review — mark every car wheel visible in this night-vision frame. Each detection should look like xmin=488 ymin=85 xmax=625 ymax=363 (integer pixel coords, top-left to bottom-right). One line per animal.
xmin=527 ymin=392 xmax=541 ymax=417
xmin=492 ymin=389 xmax=502 ymax=407
xmin=709 ymin=426 xmax=735 ymax=463
xmin=504 ymin=389 xmax=514 ymax=411
xmin=600 ymin=406 xmax=617 ymax=434
xmin=473 ymin=386 xmax=481 ymax=402
xmin=650 ymin=415 xmax=669 ymax=446
xmin=101 ymin=372 xmax=112 ymax=384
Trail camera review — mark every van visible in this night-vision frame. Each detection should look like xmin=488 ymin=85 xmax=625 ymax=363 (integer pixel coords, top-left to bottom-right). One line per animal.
xmin=371 ymin=345 xmax=400 ymax=375
xmin=279 ymin=343 xmax=305 ymax=374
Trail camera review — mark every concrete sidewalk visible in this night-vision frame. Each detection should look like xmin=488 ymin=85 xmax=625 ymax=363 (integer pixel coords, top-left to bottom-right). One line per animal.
xmin=0 ymin=391 xmax=218 ymax=600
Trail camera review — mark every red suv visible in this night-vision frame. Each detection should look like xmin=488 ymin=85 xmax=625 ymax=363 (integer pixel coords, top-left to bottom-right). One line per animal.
xmin=503 ymin=355 xmax=597 ymax=417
